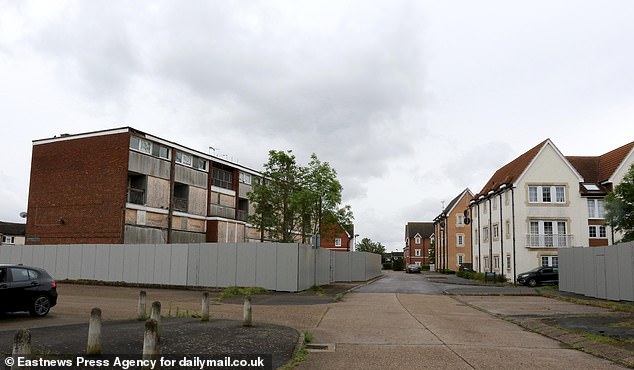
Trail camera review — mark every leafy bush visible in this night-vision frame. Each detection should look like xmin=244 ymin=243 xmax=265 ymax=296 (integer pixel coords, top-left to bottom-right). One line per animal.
xmin=420 ymin=265 xmax=430 ymax=271
xmin=392 ymin=259 xmax=404 ymax=271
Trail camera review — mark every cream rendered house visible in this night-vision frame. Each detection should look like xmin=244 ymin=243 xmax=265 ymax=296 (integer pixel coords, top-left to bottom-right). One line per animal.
xmin=469 ymin=139 xmax=589 ymax=281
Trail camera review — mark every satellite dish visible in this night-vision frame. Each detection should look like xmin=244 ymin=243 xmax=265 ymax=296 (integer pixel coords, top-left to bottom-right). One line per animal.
xmin=463 ymin=209 xmax=469 ymax=217
xmin=19 ymin=212 xmax=27 ymax=218
xmin=464 ymin=217 xmax=471 ymax=225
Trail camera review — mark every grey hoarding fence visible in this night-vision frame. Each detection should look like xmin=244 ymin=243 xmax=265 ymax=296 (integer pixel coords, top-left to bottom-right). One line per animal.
xmin=0 ymin=243 xmax=382 ymax=292
xmin=559 ymin=241 xmax=634 ymax=301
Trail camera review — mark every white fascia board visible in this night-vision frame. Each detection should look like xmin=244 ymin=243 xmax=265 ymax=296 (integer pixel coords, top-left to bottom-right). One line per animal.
xmin=33 ymin=128 xmax=130 ymax=145
xmin=515 ymin=139 xmax=584 ymax=186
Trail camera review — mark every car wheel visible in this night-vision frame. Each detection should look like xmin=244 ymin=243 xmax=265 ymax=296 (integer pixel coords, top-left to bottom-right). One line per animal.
xmin=527 ymin=278 xmax=537 ymax=288
xmin=30 ymin=295 xmax=51 ymax=317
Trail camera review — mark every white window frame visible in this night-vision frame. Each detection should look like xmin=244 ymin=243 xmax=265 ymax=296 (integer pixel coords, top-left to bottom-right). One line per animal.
xmin=492 ymin=224 xmax=499 ymax=240
xmin=457 ymin=254 xmax=464 ymax=266
xmin=505 ymin=220 xmax=511 ymax=239
xmin=587 ymin=199 xmax=605 ymax=219
xmin=176 ymin=151 xmax=193 ymax=167
xmin=529 ymin=220 xmax=568 ymax=247
xmin=494 ymin=255 xmax=500 ymax=269
xmin=2 ymin=235 xmax=16 ymax=245
xmin=456 ymin=233 xmax=465 ymax=247
xmin=239 ymin=172 xmax=252 ymax=185
xmin=335 ymin=238 xmax=342 ymax=247
xmin=482 ymin=227 xmax=489 ymax=242
xmin=415 ymin=249 xmax=421 ymax=257
xmin=589 ymin=225 xmax=607 ymax=239
xmin=506 ymin=255 xmax=511 ymax=271
xmin=456 ymin=214 xmax=464 ymax=226
xmin=541 ymin=256 xmax=558 ymax=267
xmin=415 ymin=236 xmax=421 ymax=244
xmin=528 ymin=185 xmax=566 ymax=204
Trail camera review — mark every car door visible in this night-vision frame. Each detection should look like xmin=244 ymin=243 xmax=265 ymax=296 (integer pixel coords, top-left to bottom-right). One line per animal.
xmin=0 ymin=267 xmax=8 ymax=311
xmin=540 ymin=267 xmax=555 ymax=283
xmin=8 ymin=267 xmax=35 ymax=311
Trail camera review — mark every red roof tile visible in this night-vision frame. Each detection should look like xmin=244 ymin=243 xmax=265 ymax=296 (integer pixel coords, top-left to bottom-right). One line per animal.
xmin=598 ymin=141 xmax=634 ymax=182
xmin=566 ymin=141 xmax=634 ymax=184
xmin=474 ymin=139 xmax=549 ymax=199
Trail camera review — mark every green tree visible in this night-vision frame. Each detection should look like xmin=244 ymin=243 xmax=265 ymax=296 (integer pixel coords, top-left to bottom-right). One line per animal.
xmin=605 ymin=163 xmax=634 ymax=243
xmin=355 ymin=237 xmax=386 ymax=254
xmin=249 ymin=150 xmax=303 ymax=242
xmin=428 ymin=241 xmax=435 ymax=261
xmin=249 ymin=150 xmax=353 ymax=244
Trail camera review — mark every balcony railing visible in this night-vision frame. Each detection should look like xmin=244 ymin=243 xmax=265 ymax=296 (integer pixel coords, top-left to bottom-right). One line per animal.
xmin=525 ymin=234 xmax=573 ymax=248
xmin=127 ymin=188 xmax=145 ymax=205
xmin=210 ymin=204 xmax=236 ymax=219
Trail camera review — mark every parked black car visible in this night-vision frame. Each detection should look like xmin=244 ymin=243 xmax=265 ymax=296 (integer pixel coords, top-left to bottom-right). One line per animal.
xmin=405 ymin=264 xmax=421 ymax=273
xmin=0 ymin=264 xmax=58 ymax=316
xmin=517 ymin=266 xmax=559 ymax=287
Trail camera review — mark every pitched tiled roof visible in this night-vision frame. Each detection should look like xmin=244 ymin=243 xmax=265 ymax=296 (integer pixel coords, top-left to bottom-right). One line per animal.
xmin=436 ymin=188 xmax=472 ymax=219
xmin=566 ymin=140 xmax=634 ymax=195
xmin=474 ymin=139 xmax=549 ymax=199
xmin=598 ymin=141 xmax=634 ymax=182
xmin=0 ymin=221 xmax=26 ymax=236
xmin=406 ymin=222 xmax=434 ymax=239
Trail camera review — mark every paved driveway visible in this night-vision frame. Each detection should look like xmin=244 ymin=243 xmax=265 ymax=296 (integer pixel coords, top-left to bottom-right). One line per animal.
xmin=298 ymin=271 xmax=626 ymax=369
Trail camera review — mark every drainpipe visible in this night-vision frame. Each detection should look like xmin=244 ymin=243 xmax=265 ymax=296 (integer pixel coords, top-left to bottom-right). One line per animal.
xmin=443 ymin=215 xmax=449 ymax=270
xmin=477 ymin=202 xmax=482 ymax=273
xmin=167 ymin=152 xmax=176 ymax=244
xmin=499 ymin=191 xmax=504 ymax=276
xmin=468 ymin=203 xmax=473 ymax=268
xmin=511 ymin=185 xmax=517 ymax=285
xmin=488 ymin=194 xmax=493 ymax=273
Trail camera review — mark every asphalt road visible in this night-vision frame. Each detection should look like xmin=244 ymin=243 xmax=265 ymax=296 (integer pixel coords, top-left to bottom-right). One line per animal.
xmin=355 ymin=270 xmax=472 ymax=294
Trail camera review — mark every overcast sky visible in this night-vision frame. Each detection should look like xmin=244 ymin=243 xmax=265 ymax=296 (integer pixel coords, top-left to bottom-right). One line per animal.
xmin=1 ymin=1 xmax=633 ymax=250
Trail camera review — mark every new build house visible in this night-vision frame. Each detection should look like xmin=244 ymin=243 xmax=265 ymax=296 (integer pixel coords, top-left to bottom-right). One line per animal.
xmin=433 ymin=188 xmax=473 ymax=271
xmin=470 ymin=139 xmax=634 ymax=281
xmin=404 ymin=222 xmax=434 ymax=267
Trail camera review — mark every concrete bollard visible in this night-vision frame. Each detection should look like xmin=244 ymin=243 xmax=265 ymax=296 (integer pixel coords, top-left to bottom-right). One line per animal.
xmin=142 ymin=319 xmax=160 ymax=363
xmin=243 ymin=295 xmax=252 ymax=327
xmin=137 ymin=290 xmax=147 ymax=320
xmin=12 ymin=329 xmax=32 ymax=370
xmin=150 ymin=301 xmax=161 ymax=339
xmin=201 ymin=292 xmax=210 ymax=322
xmin=86 ymin=308 xmax=102 ymax=355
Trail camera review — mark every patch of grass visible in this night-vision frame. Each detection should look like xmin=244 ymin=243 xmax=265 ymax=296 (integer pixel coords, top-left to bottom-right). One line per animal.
xmin=216 ymin=286 xmax=267 ymax=301
xmin=311 ymin=285 xmax=325 ymax=295
xmin=538 ymin=291 xmax=634 ymax=314
xmin=280 ymin=345 xmax=309 ymax=370
xmin=303 ymin=331 xmax=314 ymax=343
xmin=334 ymin=293 xmax=345 ymax=302
xmin=609 ymin=320 xmax=634 ymax=329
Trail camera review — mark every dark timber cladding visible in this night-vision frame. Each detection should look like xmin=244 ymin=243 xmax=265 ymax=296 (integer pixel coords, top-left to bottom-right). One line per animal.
xmin=26 ymin=131 xmax=131 ymax=244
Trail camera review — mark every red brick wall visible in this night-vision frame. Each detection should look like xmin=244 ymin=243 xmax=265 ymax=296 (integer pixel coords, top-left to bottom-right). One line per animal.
xmin=320 ymin=222 xmax=351 ymax=251
xmin=405 ymin=237 xmax=431 ymax=266
xmin=25 ymin=133 xmax=130 ymax=244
